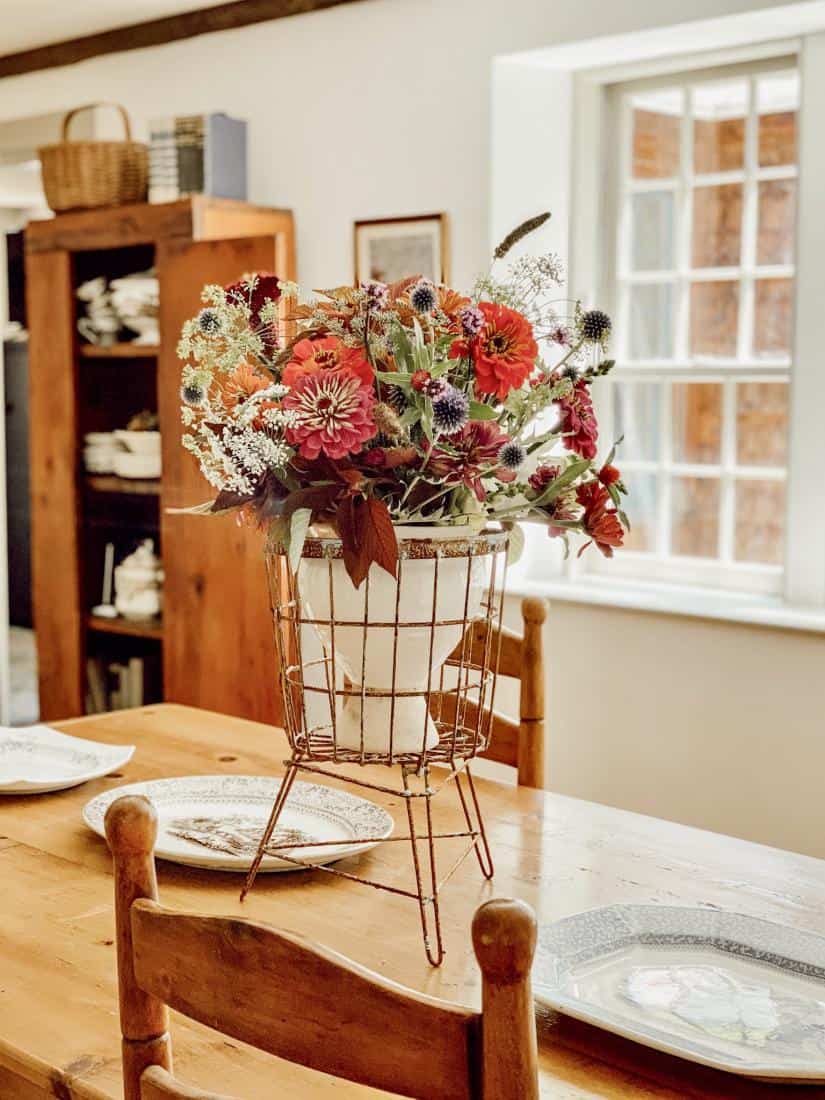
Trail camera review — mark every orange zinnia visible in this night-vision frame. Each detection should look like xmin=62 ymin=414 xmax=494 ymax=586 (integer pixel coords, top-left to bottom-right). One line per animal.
xmin=452 ymin=302 xmax=537 ymax=400
xmin=220 ymin=362 xmax=271 ymax=410
xmin=282 ymin=336 xmax=373 ymax=388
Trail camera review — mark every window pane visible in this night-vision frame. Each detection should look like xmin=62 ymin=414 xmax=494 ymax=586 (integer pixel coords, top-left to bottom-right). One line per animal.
xmin=613 ymin=381 xmax=660 ymax=461
xmin=736 ymin=382 xmax=789 ymax=467
xmin=629 ymin=284 xmax=674 ymax=359
xmin=632 ymin=192 xmax=674 ymax=270
xmin=623 ymin=473 xmax=658 ymax=552
xmin=671 ymin=476 xmax=720 ymax=557
xmin=735 ymin=479 xmax=785 ymax=564
xmin=672 ymin=382 xmax=722 ymax=464
xmin=754 ymin=278 xmax=792 ymax=358
xmin=757 ymin=72 xmax=799 ymax=168
xmin=757 ymin=180 xmax=796 ymax=266
xmin=689 ymin=281 xmax=739 ymax=358
xmin=693 ymin=80 xmax=747 ymax=173
xmin=692 ymin=184 xmax=742 ymax=268
xmin=632 ymin=91 xmax=682 ymax=178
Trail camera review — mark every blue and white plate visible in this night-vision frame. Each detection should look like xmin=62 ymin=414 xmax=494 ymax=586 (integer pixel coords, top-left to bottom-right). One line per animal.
xmin=534 ymin=904 xmax=825 ymax=1083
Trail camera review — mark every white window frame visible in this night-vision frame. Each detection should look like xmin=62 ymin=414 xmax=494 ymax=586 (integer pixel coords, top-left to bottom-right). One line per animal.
xmin=561 ymin=34 xmax=825 ymax=611
xmin=584 ymin=56 xmax=796 ymax=596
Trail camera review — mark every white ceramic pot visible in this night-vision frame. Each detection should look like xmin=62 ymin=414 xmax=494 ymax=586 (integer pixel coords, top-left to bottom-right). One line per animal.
xmin=298 ymin=526 xmax=492 ymax=756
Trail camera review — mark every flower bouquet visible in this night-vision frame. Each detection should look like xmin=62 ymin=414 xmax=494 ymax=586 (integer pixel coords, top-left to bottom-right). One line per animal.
xmin=177 ymin=213 xmax=629 ymax=753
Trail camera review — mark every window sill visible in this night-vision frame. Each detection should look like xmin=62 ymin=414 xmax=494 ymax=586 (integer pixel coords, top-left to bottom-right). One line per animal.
xmin=506 ymin=574 xmax=825 ymax=634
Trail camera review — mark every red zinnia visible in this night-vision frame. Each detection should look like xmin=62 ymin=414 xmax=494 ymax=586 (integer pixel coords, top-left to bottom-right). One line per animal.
xmin=576 ymin=482 xmax=624 ymax=558
xmin=556 ymin=380 xmax=599 ymax=460
xmin=282 ymin=336 xmax=373 ymax=388
xmin=450 ymin=302 xmax=537 ymax=400
xmin=284 ymin=366 xmax=377 ymax=461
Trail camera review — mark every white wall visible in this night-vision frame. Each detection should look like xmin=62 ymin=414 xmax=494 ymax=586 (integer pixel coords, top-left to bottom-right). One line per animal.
xmin=3 ymin=0 xmax=823 ymax=853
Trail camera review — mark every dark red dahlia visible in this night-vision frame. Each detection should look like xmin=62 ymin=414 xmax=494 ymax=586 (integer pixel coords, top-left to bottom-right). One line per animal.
xmin=556 ymin=380 xmax=599 ymax=460
xmin=224 ymin=272 xmax=282 ymax=352
xmin=528 ymin=464 xmax=560 ymax=494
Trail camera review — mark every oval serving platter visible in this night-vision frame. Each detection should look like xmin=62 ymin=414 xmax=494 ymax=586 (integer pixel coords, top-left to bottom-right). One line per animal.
xmin=533 ymin=904 xmax=825 ymax=1083
xmin=84 ymin=774 xmax=394 ymax=872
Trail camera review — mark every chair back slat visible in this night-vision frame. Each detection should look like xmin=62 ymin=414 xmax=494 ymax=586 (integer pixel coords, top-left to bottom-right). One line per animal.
xmin=131 ymin=900 xmax=478 ymax=1100
xmin=446 ymin=598 xmax=547 ymax=786
xmin=448 ymin=619 xmax=523 ymax=680
xmin=432 ymin=692 xmax=519 ymax=767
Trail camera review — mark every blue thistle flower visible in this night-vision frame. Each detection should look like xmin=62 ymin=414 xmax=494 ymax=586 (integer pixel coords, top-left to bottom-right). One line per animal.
xmin=181 ymin=380 xmax=208 ymax=407
xmin=498 ymin=441 xmax=526 ymax=470
xmin=197 ymin=308 xmax=222 ymax=335
xmin=410 ymin=278 xmax=437 ymax=313
xmin=432 ymin=386 xmax=469 ymax=434
xmin=579 ymin=309 xmax=611 ymax=344
xmin=458 ymin=305 xmax=485 ymax=337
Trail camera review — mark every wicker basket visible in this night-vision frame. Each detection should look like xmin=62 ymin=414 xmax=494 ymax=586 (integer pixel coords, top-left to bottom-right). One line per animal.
xmin=39 ymin=103 xmax=148 ymax=213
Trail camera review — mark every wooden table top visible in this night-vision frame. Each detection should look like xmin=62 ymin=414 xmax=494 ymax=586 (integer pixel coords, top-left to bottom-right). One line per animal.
xmin=2 ymin=704 xmax=825 ymax=1099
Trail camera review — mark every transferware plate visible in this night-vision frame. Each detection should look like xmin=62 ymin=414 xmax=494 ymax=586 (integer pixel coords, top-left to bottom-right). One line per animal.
xmin=533 ymin=904 xmax=825 ymax=1083
xmin=83 ymin=774 xmax=394 ymax=872
xmin=0 ymin=725 xmax=134 ymax=794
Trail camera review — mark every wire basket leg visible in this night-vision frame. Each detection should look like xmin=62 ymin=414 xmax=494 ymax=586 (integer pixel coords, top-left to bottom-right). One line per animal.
xmin=240 ymin=759 xmax=300 ymax=901
xmin=402 ymin=767 xmax=444 ymax=966
xmin=454 ymin=764 xmax=495 ymax=880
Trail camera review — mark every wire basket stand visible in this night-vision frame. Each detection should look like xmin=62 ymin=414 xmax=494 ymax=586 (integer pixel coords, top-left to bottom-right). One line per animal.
xmin=241 ymin=527 xmax=510 ymax=965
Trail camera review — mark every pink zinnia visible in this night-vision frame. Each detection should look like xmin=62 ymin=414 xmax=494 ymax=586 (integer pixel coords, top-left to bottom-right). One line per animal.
xmin=284 ymin=367 xmax=377 ymax=461
xmin=556 ymin=380 xmax=599 ymax=460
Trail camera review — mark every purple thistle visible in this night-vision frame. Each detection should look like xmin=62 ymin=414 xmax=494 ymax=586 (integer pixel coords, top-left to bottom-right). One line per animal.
xmin=458 ymin=305 xmax=485 ymax=338
xmin=410 ymin=278 xmax=437 ymax=313
xmin=498 ymin=441 xmax=527 ymax=470
xmin=423 ymin=376 xmax=449 ymax=398
xmin=432 ymin=386 xmax=470 ymax=434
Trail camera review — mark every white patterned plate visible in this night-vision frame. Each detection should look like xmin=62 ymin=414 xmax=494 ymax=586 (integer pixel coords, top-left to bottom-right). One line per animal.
xmin=83 ymin=775 xmax=394 ymax=872
xmin=534 ymin=904 xmax=825 ymax=1083
xmin=0 ymin=725 xmax=135 ymax=794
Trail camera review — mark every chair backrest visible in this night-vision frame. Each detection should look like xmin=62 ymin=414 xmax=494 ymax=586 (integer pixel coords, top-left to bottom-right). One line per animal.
xmin=442 ymin=596 xmax=547 ymax=788
xmin=105 ymin=795 xmax=539 ymax=1100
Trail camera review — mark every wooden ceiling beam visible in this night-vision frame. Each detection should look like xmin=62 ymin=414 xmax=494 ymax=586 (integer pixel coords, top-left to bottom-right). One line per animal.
xmin=0 ymin=0 xmax=364 ymax=79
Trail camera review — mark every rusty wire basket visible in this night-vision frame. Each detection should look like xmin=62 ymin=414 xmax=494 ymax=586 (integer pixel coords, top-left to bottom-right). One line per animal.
xmin=269 ymin=527 xmax=509 ymax=768
xmin=242 ymin=527 xmax=510 ymax=965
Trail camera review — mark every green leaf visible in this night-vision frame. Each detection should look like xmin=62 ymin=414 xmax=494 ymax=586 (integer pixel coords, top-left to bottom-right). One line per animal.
xmin=391 ymin=323 xmax=414 ymax=370
xmin=468 ymin=400 xmax=498 ymax=421
xmin=618 ymin=508 xmax=632 ymax=532
xmin=531 ymin=459 xmax=591 ymax=508
xmin=420 ymin=408 xmax=434 ymax=443
xmin=375 ymin=370 xmax=413 ymax=390
xmin=287 ymin=508 xmax=312 ymax=573
xmin=399 ymin=405 xmax=422 ymax=428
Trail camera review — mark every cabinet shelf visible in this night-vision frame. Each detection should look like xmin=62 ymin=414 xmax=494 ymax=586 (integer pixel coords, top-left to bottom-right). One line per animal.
xmin=87 ymin=614 xmax=163 ymax=641
xmin=79 ymin=343 xmax=160 ymax=359
xmin=85 ymin=475 xmax=160 ymax=496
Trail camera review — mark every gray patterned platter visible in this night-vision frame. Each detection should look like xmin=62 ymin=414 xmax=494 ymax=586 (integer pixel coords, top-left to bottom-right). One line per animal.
xmin=534 ymin=904 xmax=825 ymax=1083
xmin=83 ymin=775 xmax=394 ymax=872
xmin=0 ymin=725 xmax=134 ymax=794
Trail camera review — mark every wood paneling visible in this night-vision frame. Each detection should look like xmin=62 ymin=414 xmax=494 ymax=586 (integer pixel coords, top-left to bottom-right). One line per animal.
xmin=0 ymin=0 xmax=365 ymax=79
xmin=157 ymin=235 xmax=289 ymax=723
xmin=25 ymin=248 xmax=85 ymax=718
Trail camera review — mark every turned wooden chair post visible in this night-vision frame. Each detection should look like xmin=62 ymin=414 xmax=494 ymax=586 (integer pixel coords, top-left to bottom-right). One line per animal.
xmin=472 ymin=898 xmax=539 ymax=1100
xmin=105 ymin=796 xmax=172 ymax=1100
xmin=517 ymin=597 xmax=547 ymax=789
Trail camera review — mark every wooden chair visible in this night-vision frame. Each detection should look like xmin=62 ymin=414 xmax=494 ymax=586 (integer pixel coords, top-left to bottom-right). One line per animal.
xmin=442 ymin=596 xmax=547 ymax=789
xmin=105 ymin=795 xmax=540 ymax=1100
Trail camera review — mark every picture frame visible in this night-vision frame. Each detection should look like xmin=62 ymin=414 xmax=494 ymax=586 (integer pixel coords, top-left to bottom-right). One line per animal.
xmin=354 ymin=213 xmax=449 ymax=286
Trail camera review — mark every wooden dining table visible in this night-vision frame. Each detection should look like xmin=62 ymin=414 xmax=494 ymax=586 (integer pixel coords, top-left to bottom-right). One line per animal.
xmin=2 ymin=703 xmax=825 ymax=1099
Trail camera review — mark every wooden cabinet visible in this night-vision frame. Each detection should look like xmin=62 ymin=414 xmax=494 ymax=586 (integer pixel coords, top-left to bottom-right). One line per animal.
xmin=25 ymin=198 xmax=295 ymax=723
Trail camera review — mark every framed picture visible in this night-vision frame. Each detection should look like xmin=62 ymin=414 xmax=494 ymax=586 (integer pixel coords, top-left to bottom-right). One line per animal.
xmin=354 ymin=214 xmax=448 ymax=285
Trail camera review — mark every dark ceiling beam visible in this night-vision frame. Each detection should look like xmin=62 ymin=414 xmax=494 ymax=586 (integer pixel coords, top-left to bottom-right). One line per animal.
xmin=0 ymin=0 xmax=364 ymax=79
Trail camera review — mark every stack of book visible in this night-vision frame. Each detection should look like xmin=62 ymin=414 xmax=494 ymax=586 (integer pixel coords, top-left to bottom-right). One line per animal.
xmin=148 ymin=112 xmax=247 ymax=204
xmin=86 ymin=655 xmax=162 ymax=713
